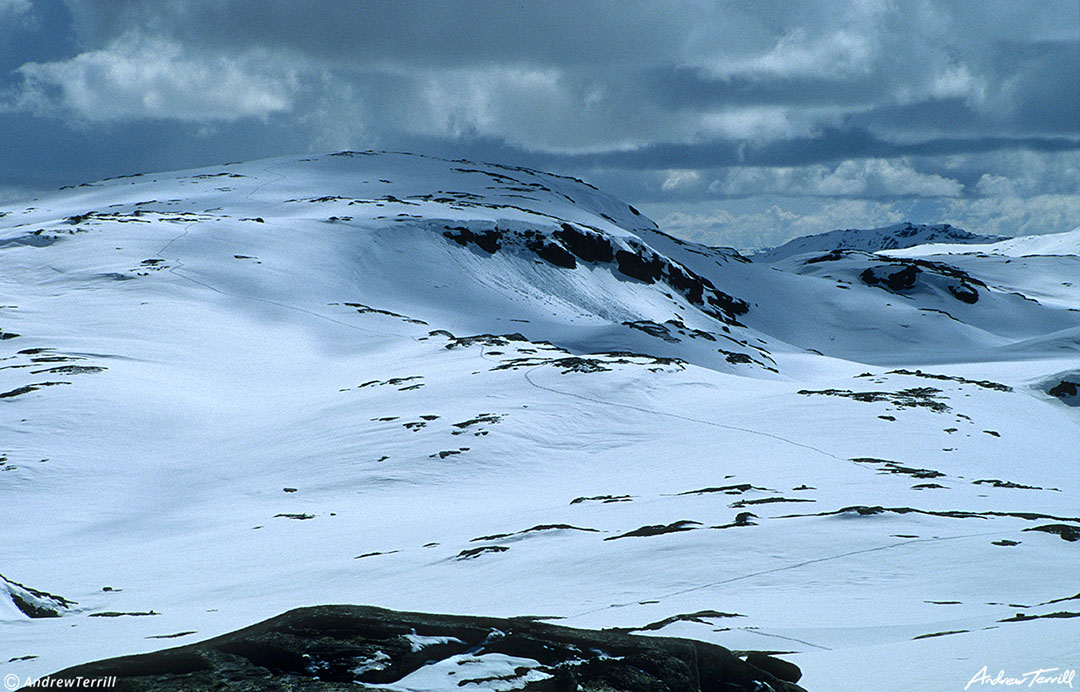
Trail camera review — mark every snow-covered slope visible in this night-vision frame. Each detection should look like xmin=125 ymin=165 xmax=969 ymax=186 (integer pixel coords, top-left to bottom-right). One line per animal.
xmin=883 ymin=225 xmax=1080 ymax=258
xmin=1 ymin=153 xmax=1077 ymax=692
xmin=754 ymin=222 xmax=1004 ymax=262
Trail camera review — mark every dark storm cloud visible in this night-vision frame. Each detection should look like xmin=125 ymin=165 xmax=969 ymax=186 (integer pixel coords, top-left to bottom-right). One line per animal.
xmin=2 ymin=0 xmax=1076 ymax=242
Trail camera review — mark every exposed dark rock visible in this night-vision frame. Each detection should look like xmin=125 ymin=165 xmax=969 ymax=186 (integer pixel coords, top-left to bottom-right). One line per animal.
xmin=973 ymin=479 xmax=1045 ymax=491
xmin=471 ymin=524 xmax=599 ymax=542
xmin=0 ymin=381 xmax=71 ymax=399
xmin=851 ymin=457 xmax=945 ymax=479
xmin=676 ymin=484 xmax=764 ymax=496
xmin=455 ymin=545 xmax=509 ymax=560
xmin=782 ymin=506 xmax=1080 ymax=522
xmin=860 ymin=264 xmax=919 ymax=291
xmin=999 ymin=611 xmax=1080 ymax=622
xmin=604 ymin=520 xmax=701 ymax=541
xmin=36 ymin=605 xmax=807 ymax=691
xmin=623 ymin=320 xmax=680 ymax=342
xmin=1 ymin=574 xmax=77 ymax=619
xmin=1023 ymin=524 xmax=1079 ymax=542
xmin=947 ymin=283 xmax=979 ymax=303
xmin=553 ymin=223 xmax=614 ymax=263
xmin=609 ymin=610 xmax=746 ymax=634
xmin=526 ymin=238 xmax=577 ymax=268
xmin=443 ymin=226 xmax=501 ymax=254
xmin=744 ymin=652 xmax=803 ymax=683
xmin=570 ymin=494 xmax=633 ymax=505
xmin=615 ymin=249 xmax=664 ymax=283
xmin=912 ymin=630 xmax=968 ymax=640
xmin=886 ymin=369 xmax=1012 ymax=392
xmin=797 ymin=387 xmax=949 ymax=412
xmin=1048 ymin=380 xmax=1078 ymax=404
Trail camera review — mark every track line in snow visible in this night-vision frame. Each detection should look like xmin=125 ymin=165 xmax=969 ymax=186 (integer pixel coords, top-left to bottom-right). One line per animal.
xmin=521 ymin=363 xmax=843 ymax=463
xmin=567 ymin=528 xmax=1011 ymax=620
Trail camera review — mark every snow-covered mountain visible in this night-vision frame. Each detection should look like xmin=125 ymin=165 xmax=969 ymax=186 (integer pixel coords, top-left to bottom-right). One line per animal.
xmin=753 ymin=222 xmax=1005 ymax=262
xmin=1 ymin=152 xmax=1077 ymax=692
xmin=883 ymin=225 xmax=1080 ymax=258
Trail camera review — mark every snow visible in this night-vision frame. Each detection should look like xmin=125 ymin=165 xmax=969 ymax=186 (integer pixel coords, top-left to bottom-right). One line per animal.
xmin=385 ymin=652 xmax=552 ymax=691
xmin=754 ymin=222 xmax=1004 ymax=262
xmin=402 ymin=633 xmax=467 ymax=651
xmin=0 ymin=151 xmax=1077 ymax=691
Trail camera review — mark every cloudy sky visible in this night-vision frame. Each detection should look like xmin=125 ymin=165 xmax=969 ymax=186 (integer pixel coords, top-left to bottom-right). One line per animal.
xmin=1 ymin=0 xmax=1077 ymax=247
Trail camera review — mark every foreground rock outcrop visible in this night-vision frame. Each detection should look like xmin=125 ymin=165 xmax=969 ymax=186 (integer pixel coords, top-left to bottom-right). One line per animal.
xmin=37 ymin=604 xmax=807 ymax=691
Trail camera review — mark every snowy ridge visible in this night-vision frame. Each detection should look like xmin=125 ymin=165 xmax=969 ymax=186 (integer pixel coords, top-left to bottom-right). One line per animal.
xmin=753 ymin=221 xmax=1004 ymax=262
xmin=884 ymin=225 xmax=1080 ymax=258
xmin=1 ymin=152 xmax=1078 ymax=692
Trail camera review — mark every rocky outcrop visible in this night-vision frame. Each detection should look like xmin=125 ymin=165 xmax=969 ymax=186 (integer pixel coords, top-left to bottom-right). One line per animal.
xmin=35 ymin=604 xmax=809 ymax=691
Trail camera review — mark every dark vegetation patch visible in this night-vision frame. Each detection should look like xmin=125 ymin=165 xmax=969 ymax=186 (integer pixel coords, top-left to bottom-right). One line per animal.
xmin=147 ymin=632 xmax=196 ymax=640
xmin=441 ymin=331 xmax=529 ymax=349
xmin=335 ymin=302 xmax=426 ymax=325
xmin=471 ymin=524 xmax=600 ymax=542
xmin=354 ymin=550 xmax=400 ymax=560
xmin=30 ymin=365 xmax=105 ymax=376
xmin=493 ymin=351 xmax=684 ymax=375
xmin=712 ymin=512 xmax=759 ymax=529
xmin=782 ymin=506 xmax=1080 ymax=522
xmin=676 ymin=483 xmax=769 ymax=496
xmin=730 ymin=497 xmax=816 ymax=508
xmin=455 ymin=545 xmax=509 ymax=560
xmin=1023 ymin=524 xmax=1079 ymax=542
xmin=623 ymin=320 xmax=680 ymax=342
xmin=571 ymin=494 xmax=633 ymax=505
xmin=886 ymin=369 xmax=1012 ymax=392
xmin=992 ymin=539 xmax=1020 ymax=546
xmin=999 ymin=611 xmax=1080 ymax=622
xmin=610 ymin=610 xmax=746 ymax=634
xmin=851 ymin=457 xmax=945 ymax=479
xmin=604 ymin=520 xmax=701 ymax=541
xmin=912 ymin=630 xmax=968 ymax=640
xmin=274 ymin=514 xmax=315 ymax=521
xmin=451 ymin=413 xmax=502 ymax=434
xmin=798 ymin=387 xmax=949 ymax=412
xmin=974 ymin=479 xmax=1050 ymax=491
xmin=351 ymin=376 xmax=424 ymax=391
xmin=0 ymin=381 xmax=71 ymax=399
xmin=89 ymin=611 xmax=159 ymax=618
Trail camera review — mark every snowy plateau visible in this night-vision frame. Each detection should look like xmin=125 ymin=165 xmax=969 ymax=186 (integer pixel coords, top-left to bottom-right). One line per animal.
xmin=0 ymin=151 xmax=1077 ymax=691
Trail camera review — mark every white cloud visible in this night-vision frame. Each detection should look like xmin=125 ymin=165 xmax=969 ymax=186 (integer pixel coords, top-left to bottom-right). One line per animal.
xmin=943 ymin=194 xmax=1080 ymax=238
xmin=661 ymin=169 xmax=702 ymax=192
xmin=14 ymin=34 xmax=298 ymax=122
xmin=724 ymin=28 xmax=877 ymax=79
xmin=709 ymin=159 xmax=964 ymax=199
xmin=650 ymin=199 xmax=906 ymax=249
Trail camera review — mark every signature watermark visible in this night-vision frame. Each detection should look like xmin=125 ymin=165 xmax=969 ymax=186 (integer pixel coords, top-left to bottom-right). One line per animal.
xmin=966 ymin=666 xmax=1076 ymax=689
xmin=4 ymin=675 xmax=117 ymax=690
